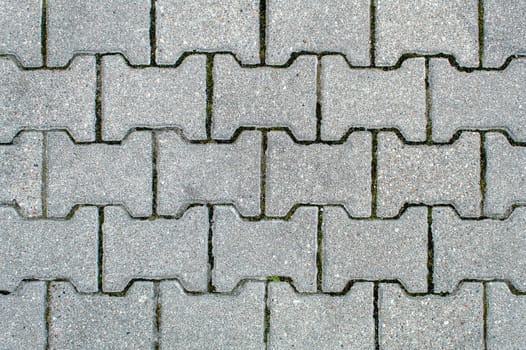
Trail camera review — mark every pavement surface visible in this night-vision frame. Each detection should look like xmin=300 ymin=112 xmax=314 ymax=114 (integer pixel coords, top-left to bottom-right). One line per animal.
xmin=1 ymin=0 xmax=526 ymax=349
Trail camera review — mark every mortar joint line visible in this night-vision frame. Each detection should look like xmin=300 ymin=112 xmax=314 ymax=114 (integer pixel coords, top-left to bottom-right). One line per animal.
xmin=259 ymin=0 xmax=267 ymax=64
xmin=369 ymin=0 xmax=376 ymax=67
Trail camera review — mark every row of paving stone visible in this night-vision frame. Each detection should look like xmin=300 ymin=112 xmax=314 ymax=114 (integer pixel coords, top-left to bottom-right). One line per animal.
xmin=3 ymin=0 xmax=526 ymax=67
xmin=2 ymin=280 xmax=524 ymax=349
xmin=3 ymin=53 xmax=526 ymax=144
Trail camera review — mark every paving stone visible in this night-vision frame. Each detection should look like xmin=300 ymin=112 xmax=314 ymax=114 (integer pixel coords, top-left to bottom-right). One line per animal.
xmin=375 ymin=0 xmax=479 ymax=67
xmin=321 ymin=55 xmax=426 ymax=141
xmin=160 ymin=280 xmax=265 ymax=350
xmin=47 ymin=0 xmax=150 ymax=67
xmin=213 ymin=206 xmax=317 ymax=292
xmin=0 ymin=132 xmax=42 ymax=217
xmin=433 ymin=207 xmax=526 ymax=293
xmin=484 ymin=1 xmax=526 ymax=67
xmin=323 ymin=206 xmax=428 ymax=293
xmin=487 ymin=282 xmax=526 ymax=349
xmin=212 ymin=54 xmax=317 ymax=140
xmin=0 ymin=282 xmax=46 ymax=349
xmin=0 ymin=206 xmax=98 ymax=292
xmin=46 ymin=131 xmax=152 ymax=217
xmin=377 ymin=131 xmax=481 ymax=217
xmin=268 ymin=281 xmax=374 ymax=350
xmin=379 ymin=282 xmax=484 ymax=349
xmin=266 ymin=0 xmax=370 ymax=65
xmin=0 ymin=0 xmax=42 ymax=67
xmin=156 ymin=0 xmax=259 ymax=65
xmin=157 ymin=131 xmax=261 ymax=216
xmin=49 ymin=281 xmax=155 ymax=350
xmin=266 ymin=131 xmax=371 ymax=217
xmin=1 ymin=56 xmax=96 ymax=143
xmin=485 ymin=132 xmax=526 ymax=216
xmin=103 ymin=206 xmax=208 ymax=292
xmin=102 ymin=54 xmax=207 ymax=141
xmin=430 ymin=58 xmax=526 ymax=142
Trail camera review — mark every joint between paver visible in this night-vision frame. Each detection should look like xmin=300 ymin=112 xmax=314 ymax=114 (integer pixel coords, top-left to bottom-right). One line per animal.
xmin=259 ymin=0 xmax=266 ymax=65
xmin=207 ymin=204 xmax=216 ymax=293
xmin=427 ymin=206 xmax=434 ymax=293
xmin=150 ymin=0 xmax=157 ymax=66
xmin=369 ymin=0 xmax=376 ymax=66
xmin=478 ymin=0 xmax=485 ymax=68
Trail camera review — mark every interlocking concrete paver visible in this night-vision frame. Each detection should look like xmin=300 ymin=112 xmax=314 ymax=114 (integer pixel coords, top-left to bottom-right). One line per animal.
xmin=266 ymin=131 xmax=372 ymax=217
xmin=1 ymin=56 xmax=96 ymax=143
xmin=213 ymin=206 xmax=317 ymax=292
xmin=266 ymin=0 xmax=370 ymax=65
xmin=268 ymin=282 xmax=374 ymax=350
xmin=213 ymin=54 xmax=317 ymax=140
xmin=321 ymin=55 xmax=426 ymax=141
xmin=156 ymin=0 xmax=259 ymax=64
xmin=160 ymin=280 xmax=265 ymax=350
xmin=323 ymin=206 xmax=428 ymax=293
xmin=103 ymin=206 xmax=208 ymax=292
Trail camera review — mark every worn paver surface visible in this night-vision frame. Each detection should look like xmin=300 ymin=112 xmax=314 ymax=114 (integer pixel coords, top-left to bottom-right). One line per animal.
xmin=1 ymin=1 xmax=526 ymax=348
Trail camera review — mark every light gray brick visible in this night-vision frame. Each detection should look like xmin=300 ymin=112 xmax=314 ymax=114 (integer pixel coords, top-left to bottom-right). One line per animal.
xmin=160 ymin=280 xmax=265 ymax=350
xmin=213 ymin=206 xmax=317 ymax=292
xmin=485 ymin=132 xmax=526 ymax=216
xmin=212 ymin=54 xmax=317 ymax=140
xmin=379 ymin=282 xmax=484 ymax=349
xmin=266 ymin=0 xmax=370 ymax=65
xmin=0 ymin=206 xmax=98 ymax=292
xmin=102 ymin=54 xmax=207 ymax=141
xmin=0 ymin=132 xmax=42 ymax=217
xmin=430 ymin=58 xmax=526 ymax=142
xmin=1 ymin=56 xmax=96 ymax=143
xmin=0 ymin=0 xmax=42 ymax=67
xmin=157 ymin=131 xmax=261 ymax=216
xmin=487 ymin=282 xmax=526 ymax=349
xmin=321 ymin=55 xmax=426 ymax=141
xmin=0 ymin=282 xmax=46 ymax=349
xmin=103 ymin=206 xmax=208 ymax=292
xmin=49 ymin=281 xmax=155 ymax=350
xmin=434 ymin=207 xmax=526 ymax=293
xmin=377 ymin=131 xmax=481 ymax=217
xmin=268 ymin=282 xmax=374 ymax=350
xmin=156 ymin=0 xmax=259 ymax=65
xmin=375 ymin=0 xmax=479 ymax=67
xmin=266 ymin=131 xmax=372 ymax=217
xmin=323 ymin=206 xmax=428 ymax=293
xmin=484 ymin=1 xmax=526 ymax=67
xmin=47 ymin=131 xmax=152 ymax=217
xmin=47 ymin=0 xmax=150 ymax=67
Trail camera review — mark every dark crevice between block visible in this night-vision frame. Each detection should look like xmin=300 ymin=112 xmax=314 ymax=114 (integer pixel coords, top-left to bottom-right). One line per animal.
xmin=478 ymin=0 xmax=484 ymax=68
xmin=150 ymin=0 xmax=157 ymax=66
xmin=153 ymin=281 xmax=161 ymax=350
xmin=316 ymin=56 xmax=322 ymax=141
xmin=45 ymin=281 xmax=51 ymax=350
xmin=95 ymin=55 xmax=103 ymax=142
xmin=373 ymin=281 xmax=379 ymax=350
xmin=483 ymin=281 xmax=488 ymax=350
xmin=427 ymin=206 xmax=434 ymax=293
xmin=41 ymin=132 xmax=48 ymax=218
xmin=316 ymin=206 xmax=323 ymax=292
xmin=260 ymin=130 xmax=268 ymax=216
xmin=369 ymin=0 xmax=376 ymax=67
xmin=206 ymin=54 xmax=214 ymax=141
xmin=480 ymin=132 xmax=487 ymax=216
xmin=207 ymin=204 xmax=216 ymax=292
xmin=97 ymin=206 xmax=105 ymax=292
xmin=424 ymin=57 xmax=432 ymax=144
xmin=152 ymin=132 xmax=159 ymax=218
xmin=264 ymin=280 xmax=270 ymax=348
xmin=259 ymin=0 xmax=267 ymax=64
xmin=41 ymin=0 xmax=47 ymax=67
xmin=371 ymin=131 xmax=378 ymax=218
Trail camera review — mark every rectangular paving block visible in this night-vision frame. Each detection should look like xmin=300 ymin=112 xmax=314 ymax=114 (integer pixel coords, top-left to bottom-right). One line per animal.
xmin=212 ymin=54 xmax=317 ymax=140
xmin=430 ymin=58 xmax=526 ymax=142
xmin=377 ymin=131 xmax=481 ymax=217
xmin=157 ymin=131 xmax=261 ymax=216
xmin=484 ymin=1 xmax=526 ymax=67
xmin=213 ymin=206 xmax=317 ymax=292
xmin=487 ymin=282 xmax=526 ymax=349
xmin=0 ymin=132 xmax=42 ymax=217
xmin=102 ymin=54 xmax=207 ymax=141
xmin=0 ymin=282 xmax=46 ymax=349
xmin=379 ymin=282 xmax=484 ymax=349
xmin=1 ymin=56 xmax=96 ymax=143
xmin=323 ymin=206 xmax=428 ymax=293
xmin=48 ymin=282 xmax=155 ymax=349
xmin=266 ymin=0 xmax=370 ymax=65
xmin=156 ymin=0 xmax=259 ymax=64
xmin=268 ymin=282 xmax=374 ymax=350
xmin=321 ymin=55 xmax=426 ymax=141
xmin=266 ymin=131 xmax=371 ymax=217
xmin=433 ymin=207 xmax=526 ymax=293
xmin=485 ymin=132 xmax=526 ymax=216
xmin=47 ymin=0 xmax=150 ymax=66
xmin=375 ymin=0 xmax=479 ymax=67
xmin=46 ymin=131 xmax=152 ymax=217
xmin=160 ymin=280 xmax=265 ymax=350
xmin=0 ymin=206 xmax=98 ymax=292
xmin=103 ymin=205 xmax=208 ymax=292
xmin=0 ymin=0 xmax=41 ymax=67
